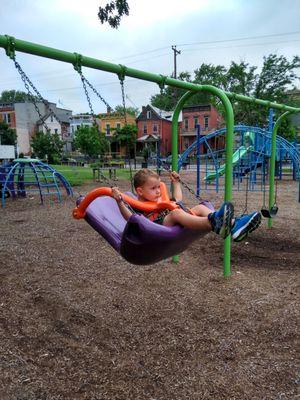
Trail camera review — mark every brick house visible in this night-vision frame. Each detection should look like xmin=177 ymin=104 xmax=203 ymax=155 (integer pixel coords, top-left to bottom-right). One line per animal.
xmin=180 ymin=104 xmax=224 ymax=153
xmin=136 ymin=105 xmax=175 ymax=156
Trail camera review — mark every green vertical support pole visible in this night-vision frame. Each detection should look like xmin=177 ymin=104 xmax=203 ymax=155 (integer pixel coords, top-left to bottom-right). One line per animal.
xmin=268 ymin=111 xmax=291 ymax=228
xmin=171 ymin=89 xmax=234 ymax=276
xmin=221 ymin=95 xmax=235 ymax=277
xmin=171 ymin=91 xmax=194 ymax=263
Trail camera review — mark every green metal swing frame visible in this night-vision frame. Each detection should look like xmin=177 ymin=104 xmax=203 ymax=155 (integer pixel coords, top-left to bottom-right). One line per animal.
xmin=1 ymin=34 xmax=299 ymax=277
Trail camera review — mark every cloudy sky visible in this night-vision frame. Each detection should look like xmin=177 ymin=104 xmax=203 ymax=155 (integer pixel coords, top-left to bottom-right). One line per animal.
xmin=0 ymin=0 xmax=299 ymax=114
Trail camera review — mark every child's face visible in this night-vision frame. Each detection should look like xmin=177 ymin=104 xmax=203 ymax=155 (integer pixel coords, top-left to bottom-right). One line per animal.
xmin=136 ymin=177 xmax=161 ymax=202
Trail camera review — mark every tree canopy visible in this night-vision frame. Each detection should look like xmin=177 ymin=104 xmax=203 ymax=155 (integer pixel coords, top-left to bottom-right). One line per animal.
xmin=31 ymin=131 xmax=64 ymax=163
xmin=0 ymin=122 xmax=17 ymax=145
xmin=114 ymin=105 xmax=139 ymax=117
xmin=98 ymin=0 xmax=129 ymax=28
xmin=151 ymin=54 xmax=300 ymax=132
xmin=0 ymin=90 xmax=39 ymax=103
xmin=74 ymin=125 xmax=109 ymax=158
xmin=111 ymin=123 xmax=137 ymax=147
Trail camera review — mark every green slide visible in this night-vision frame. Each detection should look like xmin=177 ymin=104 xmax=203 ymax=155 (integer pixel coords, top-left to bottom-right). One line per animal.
xmin=204 ymin=145 xmax=253 ymax=182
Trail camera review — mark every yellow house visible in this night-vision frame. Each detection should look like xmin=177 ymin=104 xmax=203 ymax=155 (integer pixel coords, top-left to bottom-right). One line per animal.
xmin=98 ymin=111 xmax=136 ymax=156
xmin=98 ymin=111 xmax=136 ymax=136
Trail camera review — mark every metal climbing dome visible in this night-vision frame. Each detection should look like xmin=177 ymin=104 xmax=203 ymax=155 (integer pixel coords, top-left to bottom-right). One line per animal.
xmin=0 ymin=158 xmax=73 ymax=207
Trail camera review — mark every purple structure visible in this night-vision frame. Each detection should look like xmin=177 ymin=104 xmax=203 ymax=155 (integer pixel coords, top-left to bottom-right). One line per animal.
xmin=80 ymin=194 xmax=211 ymax=265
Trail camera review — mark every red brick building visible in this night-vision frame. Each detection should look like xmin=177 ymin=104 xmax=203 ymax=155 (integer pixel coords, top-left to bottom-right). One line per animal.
xmin=136 ymin=104 xmax=224 ymax=157
xmin=179 ymin=104 xmax=224 ymax=153
xmin=136 ymin=105 xmax=173 ymax=156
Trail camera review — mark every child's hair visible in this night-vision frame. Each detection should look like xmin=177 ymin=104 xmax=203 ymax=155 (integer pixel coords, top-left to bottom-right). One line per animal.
xmin=133 ymin=168 xmax=159 ymax=189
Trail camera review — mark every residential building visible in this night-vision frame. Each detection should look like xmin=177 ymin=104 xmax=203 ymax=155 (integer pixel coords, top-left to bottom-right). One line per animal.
xmin=98 ymin=110 xmax=136 ymax=155
xmin=136 ymin=105 xmax=175 ymax=156
xmin=0 ymin=101 xmax=72 ymax=155
xmin=70 ymin=114 xmax=94 ymax=138
xmin=179 ymin=104 xmax=224 ymax=153
xmin=98 ymin=110 xmax=136 ymax=136
xmin=37 ymin=108 xmax=72 ymax=151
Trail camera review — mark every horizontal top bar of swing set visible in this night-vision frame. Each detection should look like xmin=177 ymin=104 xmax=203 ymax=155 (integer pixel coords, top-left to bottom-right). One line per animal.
xmin=1 ymin=35 xmax=299 ymax=114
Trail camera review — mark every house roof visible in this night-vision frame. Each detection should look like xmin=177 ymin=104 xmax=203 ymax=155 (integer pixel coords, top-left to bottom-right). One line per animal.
xmin=137 ymin=134 xmax=160 ymax=142
xmin=37 ymin=110 xmax=71 ymax=125
xmin=36 ymin=112 xmax=59 ymax=125
xmin=138 ymin=105 xmax=182 ymax=122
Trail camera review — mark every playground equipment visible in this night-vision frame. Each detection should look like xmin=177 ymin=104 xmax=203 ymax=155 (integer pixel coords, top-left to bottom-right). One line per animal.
xmin=0 ymin=158 xmax=73 ymax=207
xmin=204 ymin=145 xmax=253 ymax=183
xmin=1 ymin=35 xmax=299 ymax=276
xmin=178 ymin=125 xmax=299 ymax=192
xmin=73 ymin=183 xmax=208 ymax=265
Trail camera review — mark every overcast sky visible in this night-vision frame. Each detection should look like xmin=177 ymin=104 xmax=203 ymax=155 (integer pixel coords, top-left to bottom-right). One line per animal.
xmin=0 ymin=0 xmax=299 ymax=114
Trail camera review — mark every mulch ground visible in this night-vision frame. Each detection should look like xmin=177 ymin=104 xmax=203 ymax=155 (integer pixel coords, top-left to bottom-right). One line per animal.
xmin=0 ymin=172 xmax=299 ymax=400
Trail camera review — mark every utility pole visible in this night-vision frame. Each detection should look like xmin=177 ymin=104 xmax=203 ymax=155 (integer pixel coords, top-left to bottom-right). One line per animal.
xmin=171 ymin=45 xmax=181 ymax=79
xmin=171 ymin=45 xmax=181 ymax=104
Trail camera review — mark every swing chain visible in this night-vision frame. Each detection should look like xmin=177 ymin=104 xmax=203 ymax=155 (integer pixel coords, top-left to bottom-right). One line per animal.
xmin=82 ymin=73 xmax=112 ymax=113
xmin=79 ymin=72 xmax=96 ymax=123
xmin=119 ymin=74 xmax=127 ymax=125
xmin=10 ymin=55 xmax=67 ymax=158
xmin=160 ymin=161 xmax=204 ymax=202
xmin=242 ymin=175 xmax=249 ymax=215
xmin=13 ymin=57 xmax=52 ymax=133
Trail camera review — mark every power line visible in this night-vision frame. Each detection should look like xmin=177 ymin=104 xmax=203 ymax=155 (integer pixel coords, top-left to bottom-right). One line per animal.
xmin=182 ymin=38 xmax=300 ymax=54
xmin=176 ymin=31 xmax=300 ymax=47
xmin=113 ymin=31 xmax=300 ymax=61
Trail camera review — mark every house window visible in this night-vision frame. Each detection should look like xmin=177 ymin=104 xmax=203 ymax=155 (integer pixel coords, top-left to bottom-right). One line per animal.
xmin=3 ymin=113 xmax=11 ymax=124
xmin=153 ymin=123 xmax=158 ymax=133
xmin=50 ymin=115 xmax=53 ymax=122
xmin=193 ymin=116 xmax=199 ymax=129
xmin=106 ymin=123 xmax=110 ymax=135
xmin=204 ymin=116 xmax=209 ymax=130
xmin=143 ymin=124 xmax=147 ymax=134
xmin=54 ymin=128 xmax=58 ymax=134
xmin=146 ymin=110 xmax=151 ymax=119
xmin=116 ymin=123 xmax=121 ymax=130
xmin=184 ymin=118 xmax=189 ymax=130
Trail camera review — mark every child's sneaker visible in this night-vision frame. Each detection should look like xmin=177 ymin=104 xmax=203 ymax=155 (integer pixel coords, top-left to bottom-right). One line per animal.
xmin=231 ymin=211 xmax=262 ymax=242
xmin=208 ymin=202 xmax=234 ymax=239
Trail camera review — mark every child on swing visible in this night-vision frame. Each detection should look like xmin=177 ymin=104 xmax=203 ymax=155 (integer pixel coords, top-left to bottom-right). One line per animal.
xmin=112 ymin=168 xmax=261 ymax=242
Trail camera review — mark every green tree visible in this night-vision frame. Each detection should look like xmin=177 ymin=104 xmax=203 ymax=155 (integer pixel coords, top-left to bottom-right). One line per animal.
xmin=0 ymin=90 xmax=39 ymax=103
xmin=150 ymin=54 xmax=300 ymax=132
xmin=0 ymin=122 xmax=17 ymax=145
xmin=31 ymin=131 xmax=64 ymax=163
xmin=74 ymin=125 xmax=109 ymax=158
xmin=151 ymin=72 xmax=193 ymax=111
xmin=98 ymin=0 xmax=129 ymax=28
xmin=114 ymin=105 xmax=139 ymax=116
xmin=111 ymin=124 xmax=137 ymax=154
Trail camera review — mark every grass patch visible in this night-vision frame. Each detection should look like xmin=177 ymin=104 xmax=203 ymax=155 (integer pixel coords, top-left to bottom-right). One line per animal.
xmin=51 ymin=164 xmax=133 ymax=186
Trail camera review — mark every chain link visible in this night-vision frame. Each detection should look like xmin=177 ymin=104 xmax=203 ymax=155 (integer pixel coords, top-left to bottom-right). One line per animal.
xmin=160 ymin=161 xmax=204 ymax=202
xmin=120 ymin=79 xmax=127 ymax=125
xmin=14 ymin=59 xmax=51 ymax=132
xmin=78 ymin=71 xmax=112 ymax=113
xmin=12 ymin=56 xmax=64 ymax=155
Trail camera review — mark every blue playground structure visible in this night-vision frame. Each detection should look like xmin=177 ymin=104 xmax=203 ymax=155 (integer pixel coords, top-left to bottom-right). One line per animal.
xmin=177 ymin=125 xmax=300 ymax=195
xmin=0 ymin=158 xmax=73 ymax=207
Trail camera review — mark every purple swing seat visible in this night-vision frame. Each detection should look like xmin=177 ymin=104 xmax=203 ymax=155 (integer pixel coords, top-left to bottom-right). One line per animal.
xmin=79 ymin=194 xmax=214 ymax=265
